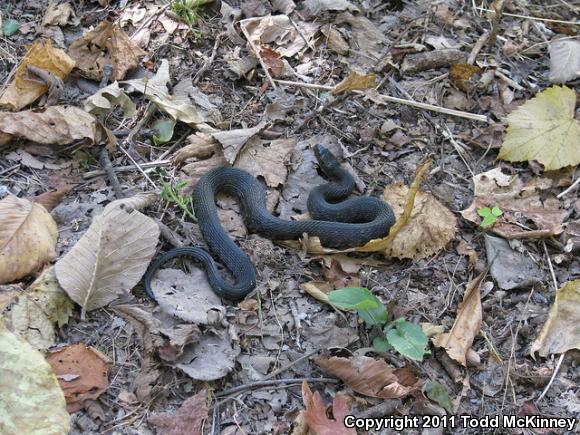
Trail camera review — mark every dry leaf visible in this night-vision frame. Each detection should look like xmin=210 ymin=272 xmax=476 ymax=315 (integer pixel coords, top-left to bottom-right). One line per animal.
xmin=0 ymin=41 xmax=75 ymax=110
xmin=300 ymin=281 xmax=331 ymax=304
xmin=320 ymin=24 xmax=349 ymax=55
xmin=316 ymin=355 xmax=418 ymax=399
xmin=260 ymin=46 xmax=285 ymax=77
xmin=303 ymin=0 xmax=359 ymax=15
xmin=498 ymin=86 xmax=580 ymax=170
xmin=548 ymin=39 xmax=580 ymax=84
xmin=433 ymin=273 xmax=484 ymax=366
xmin=42 ymin=1 xmax=74 ymax=26
xmin=301 ymin=381 xmax=356 ymax=435
xmin=3 ymin=267 xmax=73 ymax=350
xmin=530 ymin=280 xmax=580 ymax=358
xmin=450 ymin=63 xmax=481 ymax=93
xmin=0 ymin=195 xmax=57 ymax=284
xmin=211 ymin=122 xmax=268 ymax=164
xmin=0 ymin=105 xmax=117 ymax=150
xmin=0 ymin=323 xmax=70 ymax=435
xmin=122 ymin=59 xmax=222 ymax=126
xmin=32 ymin=187 xmax=72 ymax=212
xmin=461 ymin=168 xmax=567 ymax=238
xmin=236 ymin=137 xmax=297 ymax=187
xmin=332 ymin=71 xmax=376 ymax=95
xmin=45 ymin=343 xmax=110 ymax=413
xmin=84 ymin=81 xmax=135 ymax=116
xmin=172 ymin=132 xmax=217 ymax=165
xmin=68 ymin=20 xmax=145 ymax=81
xmin=54 ymin=197 xmax=160 ymax=316
xmin=149 ymin=390 xmax=208 ymax=435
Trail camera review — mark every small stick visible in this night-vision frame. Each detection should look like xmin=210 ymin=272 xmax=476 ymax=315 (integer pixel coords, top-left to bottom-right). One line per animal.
xmin=99 ymin=148 xmax=125 ymax=198
xmin=542 ymin=241 xmax=559 ymax=292
xmin=536 ymin=353 xmax=566 ymax=403
xmin=239 ymin=18 xmax=278 ymax=91
xmin=467 ymin=31 xmax=490 ymax=65
xmin=275 ymin=79 xmax=489 ymax=122
xmin=118 ymin=145 xmax=159 ymax=190
xmin=83 ymin=160 xmax=170 ymax=179
xmin=557 ymin=173 xmax=580 ymax=198
xmin=263 ymin=348 xmax=320 ymax=380
xmin=474 ymin=7 xmax=580 ymax=25
xmin=193 ymin=33 xmax=224 ymax=85
xmin=215 ymin=377 xmax=338 ymax=398
xmin=130 ymin=4 xmax=171 ymax=39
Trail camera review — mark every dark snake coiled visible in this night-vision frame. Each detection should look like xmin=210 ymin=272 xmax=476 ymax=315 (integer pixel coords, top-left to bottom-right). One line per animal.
xmin=143 ymin=145 xmax=395 ymax=300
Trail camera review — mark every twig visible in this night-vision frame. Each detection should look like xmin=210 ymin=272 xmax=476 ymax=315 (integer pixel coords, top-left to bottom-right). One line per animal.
xmin=118 ymin=145 xmax=159 ymax=190
xmin=130 ymin=4 xmax=171 ymax=39
xmin=83 ymin=160 xmax=170 ymax=179
xmin=542 ymin=241 xmax=559 ymax=292
xmin=495 ymin=70 xmax=525 ymax=91
xmin=536 ymin=353 xmax=566 ymax=403
xmin=100 ymin=148 xmax=125 ymax=198
xmin=474 ymin=7 xmax=580 ymax=25
xmin=239 ymin=18 xmax=278 ymax=91
xmin=263 ymin=348 xmax=320 ymax=380
xmin=215 ymin=377 xmax=338 ymax=398
xmin=193 ymin=33 xmax=224 ymax=85
xmin=557 ymin=173 xmax=580 ymax=198
xmin=442 ymin=124 xmax=476 ymax=178
xmin=468 ymin=31 xmax=490 ymax=65
xmin=275 ymin=79 xmax=489 ymax=122
xmin=158 ymin=130 xmax=191 ymax=161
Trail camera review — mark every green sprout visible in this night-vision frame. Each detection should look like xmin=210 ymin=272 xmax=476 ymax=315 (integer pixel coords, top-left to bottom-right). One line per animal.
xmin=160 ymin=180 xmax=196 ymax=222
xmin=170 ymin=0 xmax=214 ymax=31
xmin=477 ymin=206 xmax=503 ymax=228
xmin=328 ymin=287 xmax=430 ymax=361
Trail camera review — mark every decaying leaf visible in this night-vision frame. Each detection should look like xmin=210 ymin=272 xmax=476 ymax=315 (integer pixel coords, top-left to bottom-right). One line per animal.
xmin=433 ymin=273 xmax=484 ymax=366
xmin=211 ymin=121 xmax=268 ymax=164
xmin=45 ymin=343 xmax=111 ymax=413
xmin=461 ymin=168 xmax=568 ymax=239
xmin=0 ymin=323 xmax=70 ymax=435
xmin=300 ymin=281 xmax=332 ymax=304
xmin=0 ymin=195 xmax=57 ymax=284
xmin=68 ymin=20 xmax=145 ymax=81
xmin=301 ymin=381 xmax=356 ymax=435
xmin=84 ymin=81 xmax=135 ymax=116
xmin=0 ymin=41 xmax=75 ymax=110
xmin=236 ymin=137 xmax=297 ymax=187
xmin=303 ymin=0 xmax=359 ymax=15
xmin=332 ymin=71 xmax=376 ymax=95
xmin=123 ymin=59 xmax=222 ymax=126
xmin=32 ymin=187 xmax=72 ymax=212
xmin=3 ymin=267 xmax=73 ymax=350
xmin=497 ymin=86 xmax=580 ymax=170
xmin=530 ymin=280 xmax=580 ymax=358
xmin=316 ymin=355 xmax=419 ymax=399
xmin=548 ymin=39 xmax=580 ymax=84
xmin=149 ymin=390 xmax=208 ymax=435
xmin=55 ymin=196 xmax=160 ymax=316
xmin=42 ymin=1 xmax=75 ymax=27
xmin=0 ymin=105 xmax=117 ymax=150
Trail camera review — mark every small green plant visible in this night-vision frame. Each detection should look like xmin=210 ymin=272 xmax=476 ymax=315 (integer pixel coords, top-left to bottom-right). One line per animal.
xmin=170 ymin=0 xmax=213 ymax=31
xmin=328 ymin=287 xmax=429 ymax=361
xmin=477 ymin=206 xmax=502 ymax=227
xmin=160 ymin=180 xmax=196 ymax=222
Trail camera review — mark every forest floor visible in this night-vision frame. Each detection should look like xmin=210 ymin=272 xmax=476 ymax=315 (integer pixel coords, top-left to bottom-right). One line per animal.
xmin=0 ymin=0 xmax=579 ymax=434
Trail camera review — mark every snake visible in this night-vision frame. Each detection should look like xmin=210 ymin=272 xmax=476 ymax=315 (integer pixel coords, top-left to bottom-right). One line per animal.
xmin=143 ymin=144 xmax=395 ymax=301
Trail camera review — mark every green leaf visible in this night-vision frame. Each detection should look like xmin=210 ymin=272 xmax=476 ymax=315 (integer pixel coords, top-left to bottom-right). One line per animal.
xmin=329 ymin=287 xmax=387 ymax=326
xmin=372 ymin=336 xmax=391 ymax=353
xmin=153 ymin=118 xmax=176 ymax=145
xmin=491 ymin=206 xmax=503 ymax=217
xmin=385 ymin=319 xmax=429 ymax=361
xmin=477 ymin=207 xmax=500 ymax=228
xmin=2 ymin=19 xmax=20 ymax=37
xmin=424 ymin=381 xmax=454 ymax=414
xmin=477 ymin=207 xmax=491 ymax=217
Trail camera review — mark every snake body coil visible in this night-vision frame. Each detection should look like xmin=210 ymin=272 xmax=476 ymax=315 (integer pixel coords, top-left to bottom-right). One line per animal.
xmin=144 ymin=145 xmax=395 ymax=300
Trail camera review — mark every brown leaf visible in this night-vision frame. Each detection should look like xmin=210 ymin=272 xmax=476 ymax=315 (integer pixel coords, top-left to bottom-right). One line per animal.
xmin=236 ymin=137 xmax=296 ymax=187
xmin=260 ymin=46 xmax=285 ymax=77
xmin=450 ymin=63 xmax=481 ymax=93
xmin=68 ymin=20 xmax=145 ymax=81
xmin=456 ymin=240 xmax=478 ymax=269
xmin=42 ymin=1 xmax=75 ymax=26
xmin=0 ymin=105 xmax=117 ymax=150
xmin=46 ymin=343 xmax=111 ymax=413
xmin=0 ymin=195 xmax=57 ymax=284
xmin=172 ymin=132 xmax=218 ymax=165
xmin=316 ymin=355 xmax=418 ymax=399
xmin=0 ymin=41 xmax=75 ymax=110
xmin=433 ymin=273 xmax=484 ymax=366
xmin=31 ymin=187 xmax=72 ymax=212
xmin=211 ymin=122 xmax=269 ymax=164
xmin=530 ymin=280 xmax=580 ymax=358
xmin=301 ymin=381 xmax=356 ymax=435
xmin=461 ymin=168 xmax=568 ymax=239
xmin=149 ymin=390 xmax=208 ymax=435
xmin=24 ymin=65 xmax=64 ymax=107
xmin=332 ymin=71 xmax=376 ymax=95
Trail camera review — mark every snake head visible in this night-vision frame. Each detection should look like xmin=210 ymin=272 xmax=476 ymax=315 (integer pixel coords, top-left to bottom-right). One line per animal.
xmin=314 ymin=144 xmax=340 ymax=172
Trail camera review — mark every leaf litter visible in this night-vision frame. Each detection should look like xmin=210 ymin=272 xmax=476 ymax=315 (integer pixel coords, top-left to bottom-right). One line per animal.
xmin=0 ymin=0 xmax=578 ymax=433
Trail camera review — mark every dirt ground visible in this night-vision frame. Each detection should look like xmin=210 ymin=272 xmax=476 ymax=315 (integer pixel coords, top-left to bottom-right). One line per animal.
xmin=0 ymin=0 xmax=579 ymax=434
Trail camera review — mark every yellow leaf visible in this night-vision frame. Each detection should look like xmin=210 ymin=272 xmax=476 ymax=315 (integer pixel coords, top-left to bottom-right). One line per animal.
xmin=0 ymin=41 xmax=75 ymax=111
xmin=0 ymin=322 xmax=70 ymax=434
xmin=498 ymin=86 xmax=580 ymax=170
xmin=332 ymin=71 xmax=376 ymax=95
xmin=0 ymin=196 xmax=57 ymax=284
xmin=530 ymin=280 xmax=580 ymax=358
